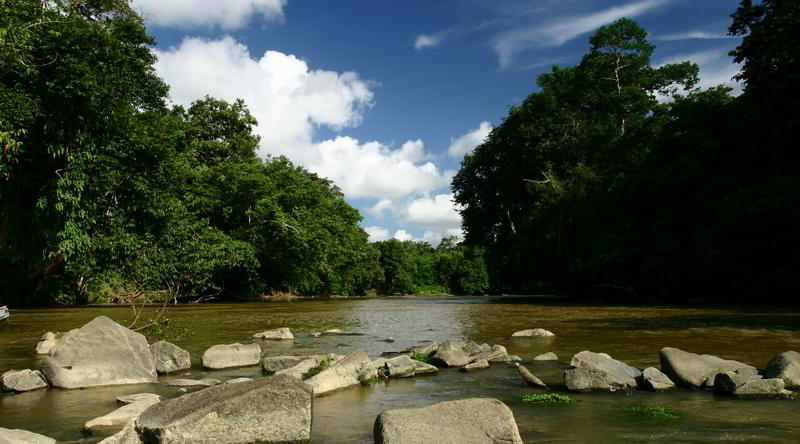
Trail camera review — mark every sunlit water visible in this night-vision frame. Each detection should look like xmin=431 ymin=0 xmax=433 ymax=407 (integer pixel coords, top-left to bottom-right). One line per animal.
xmin=1 ymin=296 xmax=798 ymax=443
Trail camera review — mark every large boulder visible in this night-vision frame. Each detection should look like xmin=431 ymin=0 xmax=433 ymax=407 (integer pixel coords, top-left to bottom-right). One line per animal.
xmin=201 ymin=343 xmax=261 ymax=370
xmin=252 ymin=327 xmax=294 ymax=340
xmin=511 ymin=328 xmax=555 ymax=337
xmin=564 ymin=351 xmax=641 ymax=391
xmin=305 ymin=350 xmax=377 ymax=395
xmin=374 ymin=398 xmax=523 ymax=444
xmin=431 ymin=341 xmax=471 ymax=367
xmin=713 ymin=371 xmax=792 ymax=398
xmin=659 ymin=347 xmax=757 ymax=388
xmin=1 ymin=369 xmax=48 ymax=392
xmin=149 ymin=341 xmax=191 ymax=374
xmin=763 ymin=351 xmax=800 ymax=388
xmin=39 ymin=316 xmax=157 ymax=389
xmin=262 ymin=356 xmax=304 ymax=374
xmin=134 ymin=375 xmax=312 ymax=443
xmin=638 ymin=367 xmax=675 ymax=391
xmin=0 ymin=428 xmax=56 ymax=444
xmin=84 ymin=397 xmax=161 ymax=435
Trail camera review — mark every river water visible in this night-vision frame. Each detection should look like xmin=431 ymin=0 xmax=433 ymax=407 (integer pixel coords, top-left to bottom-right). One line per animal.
xmin=1 ymin=296 xmax=798 ymax=443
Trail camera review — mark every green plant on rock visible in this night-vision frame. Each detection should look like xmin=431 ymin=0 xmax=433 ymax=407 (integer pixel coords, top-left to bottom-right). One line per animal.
xmin=410 ymin=353 xmax=431 ymax=363
xmin=359 ymin=375 xmax=380 ymax=386
xmin=617 ymin=404 xmax=682 ymax=421
xmin=306 ymin=358 xmax=330 ymax=377
xmin=520 ymin=393 xmax=575 ymax=405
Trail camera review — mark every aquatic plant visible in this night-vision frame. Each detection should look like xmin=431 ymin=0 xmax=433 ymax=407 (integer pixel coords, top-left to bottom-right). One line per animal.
xmin=618 ymin=404 xmax=682 ymax=420
xmin=520 ymin=393 xmax=575 ymax=405
xmin=410 ymin=353 xmax=431 ymax=363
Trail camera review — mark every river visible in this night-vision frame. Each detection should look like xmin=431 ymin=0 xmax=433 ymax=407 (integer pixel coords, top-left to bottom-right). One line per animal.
xmin=1 ymin=295 xmax=799 ymax=443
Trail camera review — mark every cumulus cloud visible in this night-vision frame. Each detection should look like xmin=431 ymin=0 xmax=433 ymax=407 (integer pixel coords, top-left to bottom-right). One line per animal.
xmin=364 ymin=226 xmax=391 ymax=242
xmin=393 ymin=230 xmax=414 ymax=241
xmin=404 ymin=193 xmax=462 ymax=230
xmin=448 ymin=121 xmax=492 ymax=157
xmin=131 ymin=0 xmax=287 ymax=30
xmin=368 ymin=198 xmax=393 ymax=218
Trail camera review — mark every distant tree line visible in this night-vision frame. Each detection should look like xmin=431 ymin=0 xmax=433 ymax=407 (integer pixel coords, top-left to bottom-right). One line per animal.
xmin=452 ymin=0 xmax=799 ymax=304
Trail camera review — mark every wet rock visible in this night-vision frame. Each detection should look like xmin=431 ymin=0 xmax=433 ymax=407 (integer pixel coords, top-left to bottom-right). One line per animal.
xmin=321 ymin=328 xmax=362 ymax=336
xmin=1 ymin=369 xmax=48 ymax=392
xmin=659 ymin=347 xmax=757 ymax=388
xmin=0 ymin=428 xmax=56 ymax=444
xmin=305 ymin=350 xmax=378 ymax=395
xmin=534 ymin=352 xmax=558 ymax=361
xmin=35 ymin=332 xmax=59 ymax=355
xmin=564 ymin=351 xmax=640 ymax=391
xmin=385 ymin=355 xmax=417 ymax=378
xmin=262 ymin=356 xmax=304 ymax=374
xmin=201 ymin=343 xmax=261 ymax=370
xmin=149 ymin=341 xmax=191 ymax=374
xmin=412 ymin=360 xmax=438 ymax=375
xmin=764 ymin=351 xmax=800 ymax=388
xmin=462 ymin=359 xmax=490 ymax=371
xmin=714 ymin=371 xmax=792 ymax=398
xmin=512 ymin=328 xmax=555 ymax=337
xmin=134 ymin=375 xmax=312 ymax=443
xmin=40 ymin=316 xmax=157 ymax=389
xmin=374 ymin=398 xmax=523 ymax=444
xmin=252 ymin=327 xmax=294 ymax=340
xmin=117 ymin=393 xmax=161 ymax=405
xmin=166 ymin=378 xmax=220 ymax=387
xmin=84 ymin=397 xmax=161 ymax=435
xmin=409 ymin=343 xmax=439 ymax=355
xmin=98 ymin=421 xmax=141 ymax=444
xmin=275 ymin=354 xmax=343 ymax=380
xmin=638 ymin=367 xmax=675 ymax=391
xmin=516 ymin=364 xmax=546 ymax=388
xmin=430 ymin=340 xmax=471 ymax=367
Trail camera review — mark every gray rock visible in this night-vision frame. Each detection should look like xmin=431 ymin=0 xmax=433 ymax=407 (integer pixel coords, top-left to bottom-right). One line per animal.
xmin=409 ymin=343 xmax=439 ymax=355
xmin=534 ymin=352 xmax=558 ymax=361
xmin=385 ymin=355 xmax=417 ymax=378
xmin=714 ymin=371 xmax=792 ymax=398
xmin=659 ymin=347 xmax=757 ymax=388
xmin=431 ymin=340 xmax=471 ymax=367
xmin=149 ymin=341 xmax=191 ymax=374
xmin=39 ymin=316 xmax=157 ymax=389
xmin=201 ymin=343 xmax=261 ymax=370
xmin=639 ymin=367 xmax=675 ymax=391
xmin=509 ymin=355 xmax=522 ymax=362
xmin=134 ymin=375 xmax=312 ymax=443
xmin=461 ymin=341 xmax=484 ymax=356
xmin=1 ymin=369 xmax=48 ymax=392
xmin=462 ymin=359 xmax=490 ymax=371
xmin=321 ymin=328 xmax=362 ymax=336
xmin=764 ymin=351 xmax=800 ymax=388
xmin=471 ymin=345 xmax=511 ymax=363
xmin=252 ymin=327 xmax=294 ymax=340
xmin=479 ymin=343 xmax=491 ymax=352
xmin=225 ymin=377 xmax=253 ymax=384
xmin=512 ymin=328 xmax=555 ymax=337
xmin=262 ymin=356 xmax=304 ymax=374
xmin=84 ymin=397 xmax=161 ymax=435
xmin=117 ymin=393 xmax=161 ymax=405
xmin=516 ymin=364 xmax=546 ymax=387
xmin=305 ymin=350 xmax=378 ymax=395
xmin=382 ymin=337 xmax=395 ymax=343
xmin=275 ymin=354 xmax=343 ymax=380
xmin=166 ymin=378 xmax=220 ymax=387
xmin=98 ymin=421 xmax=141 ymax=444
xmin=35 ymin=332 xmax=59 ymax=355
xmin=412 ymin=360 xmax=439 ymax=375
xmin=0 ymin=428 xmax=56 ymax=444
xmin=565 ymin=351 xmax=641 ymax=391
xmin=374 ymin=398 xmax=523 ymax=444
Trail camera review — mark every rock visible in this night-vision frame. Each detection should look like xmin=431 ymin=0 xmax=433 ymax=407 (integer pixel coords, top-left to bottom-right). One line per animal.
xmin=321 ymin=328 xmax=362 ymax=336
xmin=149 ymin=341 xmax=191 ymax=374
xmin=374 ymin=398 xmax=523 ymax=444
xmin=275 ymin=354 xmax=343 ymax=380
xmin=471 ymin=345 xmax=511 ymax=363
xmin=225 ymin=377 xmax=253 ymax=384
xmin=201 ymin=343 xmax=261 ymax=370
xmin=0 ymin=428 xmax=56 ymax=444
xmin=39 ymin=316 xmax=157 ymax=389
xmin=565 ymin=351 xmax=641 ymax=391
xmin=461 ymin=341 xmax=484 ymax=356
xmin=134 ymin=375 xmax=312 ymax=443
xmin=166 ymin=378 xmax=220 ymax=387
xmin=764 ymin=351 xmax=800 ymax=388
xmin=1 ymin=369 xmax=48 ymax=392
xmin=117 ymin=393 xmax=161 ymax=405
xmin=659 ymin=347 xmax=757 ymax=388
xmin=512 ymin=328 xmax=555 ymax=337
xmin=262 ymin=356 xmax=304 ymax=374
xmin=84 ymin=397 xmax=161 ymax=435
xmin=252 ymin=327 xmax=294 ymax=340
xmin=509 ymin=355 xmax=522 ymax=362
xmin=462 ymin=359 xmax=490 ymax=371
xmin=409 ymin=343 xmax=439 ymax=355
xmin=372 ymin=358 xmax=388 ymax=369
xmin=305 ymin=350 xmax=377 ymax=395
xmin=385 ymin=355 xmax=417 ymax=378
xmin=479 ymin=343 xmax=491 ymax=352
xmin=98 ymin=421 xmax=141 ymax=444
xmin=713 ymin=371 xmax=792 ymax=398
xmin=638 ymin=367 xmax=675 ymax=391
xmin=431 ymin=340 xmax=471 ymax=367
xmin=412 ymin=360 xmax=438 ymax=375
xmin=534 ymin=352 xmax=558 ymax=361
xmin=311 ymin=332 xmax=322 ymax=338
xmin=516 ymin=364 xmax=546 ymax=387
xmin=35 ymin=332 xmax=59 ymax=355
xmin=383 ymin=337 xmax=395 ymax=343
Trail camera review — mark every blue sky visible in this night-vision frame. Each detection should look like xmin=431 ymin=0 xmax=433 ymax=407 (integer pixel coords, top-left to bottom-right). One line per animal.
xmin=133 ymin=0 xmax=743 ymax=245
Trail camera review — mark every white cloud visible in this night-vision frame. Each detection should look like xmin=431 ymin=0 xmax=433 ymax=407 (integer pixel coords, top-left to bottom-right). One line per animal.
xmin=655 ymin=30 xmax=731 ymax=41
xmin=393 ymin=230 xmax=414 ymax=241
xmin=415 ymin=29 xmax=451 ymax=50
xmin=405 ymin=193 xmax=462 ymax=230
xmin=492 ymin=0 xmax=668 ymax=69
xmin=448 ymin=121 xmax=492 ymax=157
xmin=364 ymin=226 xmax=390 ymax=242
xmin=657 ymin=48 xmax=742 ymax=95
xmin=368 ymin=199 xmax=393 ymax=218
xmin=131 ymin=0 xmax=287 ymax=30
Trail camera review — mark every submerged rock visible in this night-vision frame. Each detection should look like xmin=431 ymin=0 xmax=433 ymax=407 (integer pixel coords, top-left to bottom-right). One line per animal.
xmin=116 ymin=393 xmax=161 ymax=405
xmin=166 ymin=378 xmax=220 ymax=387
xmin=564 ymin=351 xmax=641 ymax=391
xmin=534 ymin=352 xmax=558 ymax=361
xmin=305 ymin=350 xmax=378 ymax=395
xmin=201 ymin=343 xmax=261 ymax=370
xmin=252 ymin=327 xmax=294 ymax=340
xmin=39 ymin=316 xmax=157 ymax=389
xmin=1 ymin=369 xmax=48 ymax=392
xmin=511 ymin=328 xmax=555 ymax=337
xmin=374 ymin=398 xmax=523 ymax=444
xmin=638 ymin=367 xmax=675 ymax=391
xmin=84 ymin=397 xmax=161 ymax=435
xmin=149 ymin=341 xmax=191 ymax=374
xmin=763 ymin=351 xmax=800 ymax=388
xmin=659 ymin=347 xmax=756 ymax=389
xmin=0 ymin=428 xmax=56 ymax=444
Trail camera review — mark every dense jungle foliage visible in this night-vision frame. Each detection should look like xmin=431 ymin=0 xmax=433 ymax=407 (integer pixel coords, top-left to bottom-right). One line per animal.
xmin=0 ymin=0 xmax=488 ymax=305
xmin=453 ymin=0 xmax=799 ymax=304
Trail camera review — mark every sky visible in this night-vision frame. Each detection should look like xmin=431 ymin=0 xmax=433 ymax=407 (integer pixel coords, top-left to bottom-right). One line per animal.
xmin=131 ymin=0 xmax=744 ymax=245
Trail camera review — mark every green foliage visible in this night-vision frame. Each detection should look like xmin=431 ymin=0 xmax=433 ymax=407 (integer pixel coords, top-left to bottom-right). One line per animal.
xmin=359 ymin=375 xmax=380 ymax=386
xmin=307 ymin=358 xmax=331 ymax=377
xmin=617 ymin=405 xmax=682 ymax=421
xmin=410 ymin=353 xmax=431 ymax=363
xmin=520 ymin=393 xmax=575 ymax=405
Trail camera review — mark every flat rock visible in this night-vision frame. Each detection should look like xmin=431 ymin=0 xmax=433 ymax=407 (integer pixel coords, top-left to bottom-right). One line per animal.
xmin=0 ymin=428 xmax=56 ymax=444
xmin=431 ymin=341 xmax=471 ymax=367
xmin=534 ymin=352 xmax=558 ymax=361
xmin=98 ymin=421 xmax=140 ymax=444
xmin=764 ymin=351 xmax=800 ymax=388
xmin=117 ymin=393 xmax=161 ymax=405
xmin=512 ymin=328 xmax=555 ymax=337
xmin=39 ymin=316 xmax=157 ymax=389
xmin=149 ymin=341 xmax=191 ymax=374
xmin=134 ymin=375 xmax=313 ymax=443
xmin=225 ymin=377 xmax=253 ymax=384
xmin=1 ymin=369 xmax=48 ymax=392
xmin=385 ymin=355 xmax=417 ymax=378
xmin=305 ymin=350 xmax=377 ymax=395
xmin=409 ymin=343 xmax=439 ymax=355
xmin=262 ymin=356 xmax=304 ymax=374
xmin=412 ymin=361 xmax=438 ymax=375
xmin=462 ymin=359 xmax=489 ymax=371
xmin=253 ymin=327 xmax=294 ymax=340
xmin=275 ymin=354 xmax=343 ymax=380
xmin=84 ymin=398 xmax=161 ymax=435
xmin=659 ymin=347 xmax=757 ymax=388
xmin=321 ymin=328 xmax=362 ymax=336
xmin=639 ymin=367 xmax=675 ymax=391
xmin=201 ymin=343 xmax=261 ymax=370
xmin=166 ymin=378 xmax=220 ymax=387
xmin=565 ymin=351 xmax=641 ymax=391
xmin=374 ymin=398 xmax=523 ymax=444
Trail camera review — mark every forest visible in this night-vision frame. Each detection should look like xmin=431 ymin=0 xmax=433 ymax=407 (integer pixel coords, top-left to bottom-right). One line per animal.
xmin=1 ymin=0 xmax=797 ymax=305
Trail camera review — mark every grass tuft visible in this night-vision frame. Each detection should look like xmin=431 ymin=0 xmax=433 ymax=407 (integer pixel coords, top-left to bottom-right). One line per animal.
xmin=410 ymin=353 xmax=431 ymax=363
xmin=520 ymin=393 xmax=575 ymax=405
xmin=617 ymin=404 xmax=682 ymax=421
xmin=306 ymin=358 xmax=330 ymax=377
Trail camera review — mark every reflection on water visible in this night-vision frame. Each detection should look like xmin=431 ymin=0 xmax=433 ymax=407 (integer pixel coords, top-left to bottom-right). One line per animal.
xmin=0 ymin=296 xmax=798 ymax=442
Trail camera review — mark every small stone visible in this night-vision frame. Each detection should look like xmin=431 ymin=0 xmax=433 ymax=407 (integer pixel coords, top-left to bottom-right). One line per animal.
xmin=83 ymin=397 xmax=160 ymax=435
xmin=385 ymin=355 xmax=417 ymax=378
xmin=252 ymin=327 xmax=294 ymax=340
xmin=512 ymin=328 xmax=555 ymax=337
xmin=262 ymin=356 xmax=304 ymax=374
xmin=412 ymin=361 xmax=438 ymax=375
xmin=534 ymin=352 xmax=559 ymax=361
xmin=462 ymin=359 xmax=490 ymax=371
xmin=509 ymin=355 xmax=522 ymax=362
xmin=149 ymin=341 xmax=191 ymax=374
xmin=383 ymin=337 xmax=395 ymax=343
